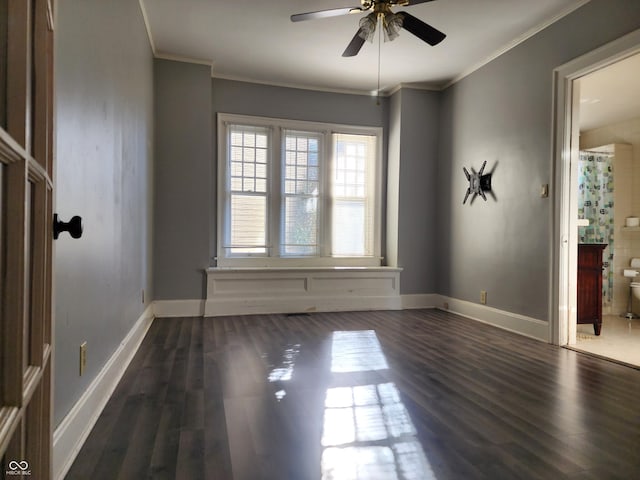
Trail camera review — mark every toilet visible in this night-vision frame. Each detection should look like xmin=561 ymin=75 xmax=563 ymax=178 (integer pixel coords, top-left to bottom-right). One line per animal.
xmin=627 ymin=282 xmax=640 ymax=320
xmin=624 ymin=265 xmax=640 ymax=318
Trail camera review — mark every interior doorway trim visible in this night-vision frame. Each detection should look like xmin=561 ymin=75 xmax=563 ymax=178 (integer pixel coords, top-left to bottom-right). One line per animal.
xmin=552 ymin=28 xmax=640 ymax=346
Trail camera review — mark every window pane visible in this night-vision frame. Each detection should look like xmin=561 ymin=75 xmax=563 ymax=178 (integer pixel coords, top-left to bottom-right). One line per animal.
xmin=284 ymin=196 xmax=317 ymax=256
xmin=333 ymin=199 xmax=365 ymax=256
xmin=244 ymin=133 xmax=255 ymax=147
xmin=227 ymin=125 xmax=270 ymax=256
xmin=333 ymin=134 xmax=375 ymax=256
xmin=230 ymin=194 xmax=266 ymax=254
xmin=243 ymin=178 xmax=254 ymax=191
xmin=283 ymin=130 xmax=321 ymax=256
xmin=229 ymin=125 xmax=268 ymax=193
xmin=243 ymin=147 xmax=255 ymax=162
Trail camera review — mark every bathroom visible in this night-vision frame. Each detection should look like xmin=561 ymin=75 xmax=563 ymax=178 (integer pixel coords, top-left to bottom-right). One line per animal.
xmin=574 ymin=52 xmax=640 ymax=366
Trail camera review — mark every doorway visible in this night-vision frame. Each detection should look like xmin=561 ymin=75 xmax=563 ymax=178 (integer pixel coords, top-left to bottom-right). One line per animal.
xmin=554 ymin=29 xmax=640 ymax=367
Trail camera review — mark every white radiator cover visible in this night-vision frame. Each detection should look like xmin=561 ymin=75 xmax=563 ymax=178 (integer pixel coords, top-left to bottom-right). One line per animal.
xmin=205 ymin=267 xmax=402 ymax=316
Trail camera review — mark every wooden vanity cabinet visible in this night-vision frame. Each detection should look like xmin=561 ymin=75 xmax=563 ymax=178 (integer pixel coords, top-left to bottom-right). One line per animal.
xmin=577 ymin=243 xmax=607 ymax=336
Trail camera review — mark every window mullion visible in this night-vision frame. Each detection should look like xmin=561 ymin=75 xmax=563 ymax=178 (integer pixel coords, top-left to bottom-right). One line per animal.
xmin=371 ymin=134 xmax=382 ymax=258
xmin=322 ymin=132 xmax=333 ymax=258
xmin=220 ymin=124 xmax=232 ymax=259
xmin=271 ymin=127 xmax=282 ymax=258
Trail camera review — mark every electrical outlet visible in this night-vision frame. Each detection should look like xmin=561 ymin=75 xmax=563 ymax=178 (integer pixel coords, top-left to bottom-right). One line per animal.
xmin=443 ymin=302 xmax=449 ymax=310
xmin=142 ymin=289 xmax=145 ymax=304
xmin=79 ymin=342 xmax=87 ymax=376
xmin=480 ymin=290 xmax=487 ymax=305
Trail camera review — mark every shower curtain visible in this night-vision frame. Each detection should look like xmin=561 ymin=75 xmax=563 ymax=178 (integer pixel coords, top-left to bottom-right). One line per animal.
xmin=577 ymin=151 xmax=614 ymax=304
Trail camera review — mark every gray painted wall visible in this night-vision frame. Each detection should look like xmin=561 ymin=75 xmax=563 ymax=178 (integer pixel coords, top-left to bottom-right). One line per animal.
xmin=153 ymin=60 xmax=212 ymax=300
xmin=54 ymin=0 xmax=154 ymax=425
xmin=387 ymin=89 xmax=440 ymax=294
xmin=212 ymin=79 xmax=389 ymax=128
xmin=386 ymin=92 xmax=402 ymax=268
xmin=436 ymin=0 xmax=640 ymax=320
xmin=396 ymin=89 xmax=440 ymax=294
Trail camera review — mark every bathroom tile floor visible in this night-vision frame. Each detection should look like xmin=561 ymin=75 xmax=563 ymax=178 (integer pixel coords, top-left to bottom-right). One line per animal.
xmin=574 ymin=314 xmax=640 ymax=367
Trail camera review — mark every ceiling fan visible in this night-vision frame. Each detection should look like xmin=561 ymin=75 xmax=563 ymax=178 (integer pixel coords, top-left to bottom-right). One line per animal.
xmin=291 ymin=0 xmax=446 ymax=57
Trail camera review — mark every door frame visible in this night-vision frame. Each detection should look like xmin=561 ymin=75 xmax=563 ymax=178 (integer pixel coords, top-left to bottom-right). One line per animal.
xmin=552 ymin=28 xmax=640 ymax=346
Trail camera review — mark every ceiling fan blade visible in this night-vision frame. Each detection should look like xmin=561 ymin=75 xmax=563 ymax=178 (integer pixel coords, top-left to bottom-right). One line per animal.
xmin=291 ymin=6 xmax=363 ymax=22
xmin=342 ymin=29 xmax=366 ymax=57
xmin=400 ymin=0 xmax=437 ymax=5
xmin=398 ymin=12 xmax=446 ymax=46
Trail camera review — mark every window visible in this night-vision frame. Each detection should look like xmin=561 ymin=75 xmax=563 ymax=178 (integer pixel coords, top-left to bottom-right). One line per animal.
xmin=227 ymin=125 xmax=269 ymax=255
xmin=282 ymin=129 xmax=321 ymax=256
xmin=218 ymin=114 xmax=382 ymax=267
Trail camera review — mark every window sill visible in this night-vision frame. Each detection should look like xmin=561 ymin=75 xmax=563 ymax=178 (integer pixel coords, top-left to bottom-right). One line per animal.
xmin=207 ymin=265 xmax=401 ymax=273
xmin=214 ymin=256 xmax=385 ymax=269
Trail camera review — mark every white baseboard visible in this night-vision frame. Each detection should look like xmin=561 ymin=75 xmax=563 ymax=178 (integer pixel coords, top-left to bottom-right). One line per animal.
xmin=150 ymin=296 xmax=432 ymax=317
xmin=151 ymin=293 xmax=549 ymax=341
xmin=153 ymin=299 xmax=205 ymax=317
xmin=52 ymin=305 xmax=154 ymax=480
xmin=436 ymin=294 xmax=550 ymax=342
xmin=205 ymin=295 xmax=403 ymax=317
xmin=400 ymin=294 xmax=438 ymax=309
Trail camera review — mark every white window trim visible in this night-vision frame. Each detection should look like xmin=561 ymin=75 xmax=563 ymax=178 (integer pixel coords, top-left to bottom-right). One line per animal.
xmin=216 ymin=113 xmax=383 ymax=268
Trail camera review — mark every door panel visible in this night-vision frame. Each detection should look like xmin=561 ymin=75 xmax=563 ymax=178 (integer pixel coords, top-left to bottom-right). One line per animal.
xmin=0 ymin=0 xmax=54 ymax=478
xmin=0 ymin=0 xmax=7 ymax=130
xmin=6 ymin=0 xmax=31 ymax=149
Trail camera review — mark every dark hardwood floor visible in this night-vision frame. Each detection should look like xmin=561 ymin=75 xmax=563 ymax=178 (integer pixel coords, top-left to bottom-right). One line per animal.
xmin=66 ymin=309 xmax=640 ymax=479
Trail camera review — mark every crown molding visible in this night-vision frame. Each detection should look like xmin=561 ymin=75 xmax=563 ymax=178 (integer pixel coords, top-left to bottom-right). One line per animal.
xmin=138 ymin=0 xmax=156 ymax=55
xmin=210 ymin=72 xmax=383 ymax=97
xmin=155 ymin=52 xmax=214 ymax=70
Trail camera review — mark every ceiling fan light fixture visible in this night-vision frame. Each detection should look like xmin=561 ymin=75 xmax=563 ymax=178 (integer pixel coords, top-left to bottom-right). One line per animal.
xmin=358 ymin=13 xmax=377 ymax=42
xmin=383 ymin=12 xmax=403 ymax=42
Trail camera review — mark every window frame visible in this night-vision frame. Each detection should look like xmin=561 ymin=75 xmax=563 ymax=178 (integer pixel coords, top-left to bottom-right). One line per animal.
xmin=217 ymin=113 xmax=382 ymax=268
xmin=224 ymin=123 xmax=271 ymax=257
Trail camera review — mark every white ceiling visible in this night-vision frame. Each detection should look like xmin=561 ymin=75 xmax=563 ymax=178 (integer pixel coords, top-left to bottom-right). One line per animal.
xmin=141 ymin=1 xmax=640 ymax=130
xmin=141 ymin=0 xmax=588 ymax=94
xmin=578 ymin=52 xmax=640 ymax=131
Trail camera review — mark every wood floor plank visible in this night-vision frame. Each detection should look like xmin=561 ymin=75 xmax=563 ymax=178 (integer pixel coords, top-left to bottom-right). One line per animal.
xmin=175 ymin=429 xmax=205 ymax=479
xmin=65 ymin=309 xmax=640 ymax=479
xmin=148 ymin=401 xmax=181 ymax=479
